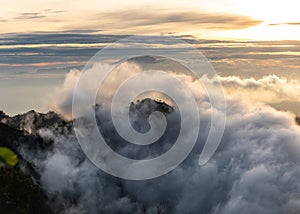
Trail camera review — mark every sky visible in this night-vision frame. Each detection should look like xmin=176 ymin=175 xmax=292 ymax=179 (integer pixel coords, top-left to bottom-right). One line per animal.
xmin=0 ymin=0 xmax=300 ymax=115
xmin=0 ymin=0 xmax=299 ymax=40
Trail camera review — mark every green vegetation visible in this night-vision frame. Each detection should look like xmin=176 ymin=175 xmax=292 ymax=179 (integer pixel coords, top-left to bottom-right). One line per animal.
xmin=0 ymin=147 xmax=18 ymax=167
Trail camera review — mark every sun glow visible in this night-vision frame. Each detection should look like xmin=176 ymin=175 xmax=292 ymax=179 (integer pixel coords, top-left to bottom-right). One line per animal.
xmin=231 ymin=0 xmax=299 ymax=23
xmin=222 ymin=24 xmax=300 ymax=41
xmin=226 ymin=0 xmax=300 ymax=40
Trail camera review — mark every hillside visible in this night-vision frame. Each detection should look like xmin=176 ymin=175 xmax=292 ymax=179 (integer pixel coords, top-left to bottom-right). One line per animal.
xmin=0 ymin=98 xmax=174 ymax=213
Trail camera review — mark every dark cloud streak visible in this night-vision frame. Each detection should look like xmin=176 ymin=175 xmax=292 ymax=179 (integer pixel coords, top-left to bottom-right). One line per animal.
xmin=0 ymin=33 xmax=299 ymax=82
xmin=15 ymin=12 xmax=47 ymax=20
xmin=268 ymin=22 xmax=300 ymax=26
xmin=14 ymin=9 xmax=67 ymax=20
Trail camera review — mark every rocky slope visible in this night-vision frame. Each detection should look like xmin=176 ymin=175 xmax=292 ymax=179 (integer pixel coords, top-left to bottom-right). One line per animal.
xmin=0 ymin=98 xmax=174 ymax=213
xmin=0 ymin=109 xmax=75 ymax=213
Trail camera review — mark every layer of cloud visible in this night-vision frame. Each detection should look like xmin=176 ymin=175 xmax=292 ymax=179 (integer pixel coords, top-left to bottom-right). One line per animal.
xmin=15 ymin=13 xmax=47 ymax=20
xmin=1 ymin=35 xmax=300 ymax=116
xmin=0 ymin=33 xmax=299 ymax=79
xmin=269 ymin=22 xmax=300 ymax=26
xmin=15 ymin=9 xmax=66 ymax=20
xmin=45 ymin=62 xmax=300 ymax=119
xmin=27 ymin=61 xmax=300 ymax=213
xmin=218 ymin=75 xmax=300 ymax=104
xmin=97 ymin=8 xmax=262 ymax=31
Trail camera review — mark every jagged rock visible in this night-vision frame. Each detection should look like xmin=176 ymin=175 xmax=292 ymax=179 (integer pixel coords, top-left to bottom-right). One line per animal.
xmin=0 ymin=110 xmax=71 ymax=214
xmin=0 ymin=98 xmax=175 ymax=213
xmin=130 ymin=98 xmax=174 ymax=115
xmin=1 ymin=110 xmax=73 ymax=136
xmin=128 ymin=98 xmax=175 ymax=133
xmin=296 ymin=117 xmax=300 ymax=125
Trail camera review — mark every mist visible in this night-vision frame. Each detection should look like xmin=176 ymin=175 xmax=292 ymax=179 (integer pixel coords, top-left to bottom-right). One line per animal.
xmin=21 ymin=61 xmax=300 ymax=213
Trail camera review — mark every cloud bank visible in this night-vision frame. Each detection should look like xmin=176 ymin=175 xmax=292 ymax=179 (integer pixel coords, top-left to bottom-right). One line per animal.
xmin=218 ymin=75 xmax=300 ymax=104
xmin=45 ymin=62 xmax=300 ymax=119
xmin=32 ymin=62 xmax=300 ymax=213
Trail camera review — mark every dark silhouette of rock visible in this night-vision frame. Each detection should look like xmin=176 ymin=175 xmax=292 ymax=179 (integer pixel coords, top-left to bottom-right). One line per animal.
xmin=296 ymin=117 xmax=300 ymax=125
xmin=0 ymin=98 xmax=174 ymax=213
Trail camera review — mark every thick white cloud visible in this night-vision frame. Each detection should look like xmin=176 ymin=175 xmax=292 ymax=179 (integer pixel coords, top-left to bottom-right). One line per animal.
xmin=219 ymin=75 xmax=300 ymax=104
xmin=37 ymin=62 xmax=300 ymax=213
xmin=45 ymin=67 xmax=300 ymax=119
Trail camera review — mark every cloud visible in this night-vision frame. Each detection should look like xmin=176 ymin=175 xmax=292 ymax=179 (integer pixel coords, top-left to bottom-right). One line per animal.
xmin=0 ymin=61 xmax=85 ymax=67
xmin=0 ymin=33 xmax=126 ymax=67
xmin=43 ymin=9 xmax=66 ymax=14
xmin=27 ymin=61 xmax=300 ymax=213
xmin=97 ymin=8 xmax=262 ymax=31
xmin=218 ymin=75 xmax=300 ymax=104
xmin=15 ymin=9 xmax=67 ymax=20
xmin=45 ymin=62 xmax=300 ymax=119
xmin=1 ymin=33 xmax=300 ymax=76
xmin=44 ymin=68 xmax=81 ymax=118
xmin=15 ymin=12 xmax=47 ymax=20
xmin=269 ymin=22 xmax=300 ymax=26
